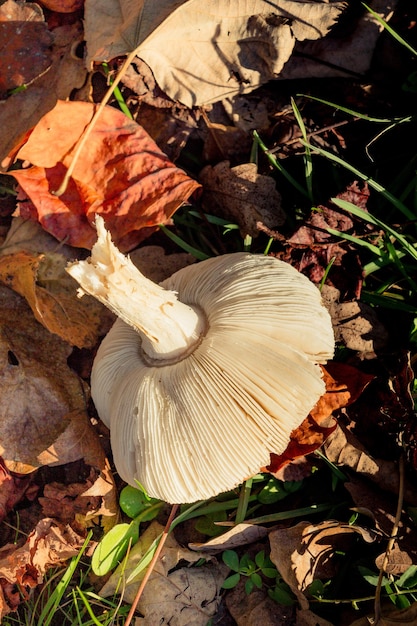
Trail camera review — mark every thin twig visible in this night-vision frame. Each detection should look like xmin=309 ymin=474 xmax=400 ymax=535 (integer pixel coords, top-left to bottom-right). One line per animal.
xmin=373 ymin=454 xmax=405 ymax=625
xmin=269 ymin=118 xmax=356 ymax=153
xmin=53 ymin=49 xmax=139 ymax=197
xmin=124 ymin=504 xmax=179 ymax=626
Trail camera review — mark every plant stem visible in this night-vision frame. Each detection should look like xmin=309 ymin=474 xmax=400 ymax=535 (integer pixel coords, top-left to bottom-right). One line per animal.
xmin=124 ymin=504 xmax=179 ymax=626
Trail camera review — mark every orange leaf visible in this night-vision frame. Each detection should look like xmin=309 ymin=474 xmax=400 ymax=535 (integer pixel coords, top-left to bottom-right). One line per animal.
xmin=0 ymin=250 xmax=104 ymax=348
xmin=9 ymin=101 xmax=201 ymax=250
xmin=267 ymin=362 xmax=374 ymax=474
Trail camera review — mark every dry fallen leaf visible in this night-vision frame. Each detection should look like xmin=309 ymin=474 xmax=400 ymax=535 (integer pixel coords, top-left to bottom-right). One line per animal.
xmin=84 ymin=0 xmax=346 ymax=106
xmin=349 ymin=602 xmax=417 ymax=626
xmin=0 ymin=0 xmax=52 ymax=98
xmin=129 ymin=245 xmax=196 ymax=283
xmin=0 ymin=251 xmax=104 ymax=348
xmin=322 ymin=285 xmax=389 ymax=356
xmin=323 ymin=423 xmax=417 ymax=505
xmin=189 ymin=523 xmax=269 ymax=553
xmin=0 ymin=518 xmax=85 ymax=620
xmin=0 ymin=286 xmax=90 ymax=472
xmin=0 ymin=21 xmax=86 ymax=166
xmin=100 ymin=520 xmax=226 ymax=624
xmin=226 ymin=579 xmax=295 ymax=626
xmin=269 ymin=520 xmax=377 ymax=610
xmin=38 ymin=0 xmax=84 ymax=11
xmin=345 ymin=480 xmax=417 ymax=576
xmin=200 ymin=161 xmax=285 ymax=237
xmin=281 ymin=0 xmax=399 ymax=81
xmin=136 ymin=564 xmax=228 ymax=626
xmin=8 ymin=100 xmax=200 ymax=250
xmin=0 ymin=458 xmax=32 ymax=523
xmin=283 ymin=181 xmax=370 ymax=300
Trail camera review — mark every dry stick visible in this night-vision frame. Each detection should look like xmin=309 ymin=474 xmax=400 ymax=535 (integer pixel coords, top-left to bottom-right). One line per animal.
xmin=124 ymin=504 xmax=179 ymax=626
xmin=373 ymin=454 xmax=405 ymax=625
xmin=53 ymin=48 xmax=140 ymax=197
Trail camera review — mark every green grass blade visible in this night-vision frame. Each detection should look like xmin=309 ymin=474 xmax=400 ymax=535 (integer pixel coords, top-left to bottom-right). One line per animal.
xmin=244 ymin=503 xmax=334 ymax=525
xmin=102 ymin=63 xmax=133 ymax=120
xmin=159 ymin=224 xmax=210 ymax=260
xmin=363 ymin=3 xmax=417 ymax=57
xmin=253 ymin=131 xmax=310 ymax=199
xmin=291 ymin=98 xmax=314 ymax=202
xmin=384 ymin=237 xmax=417 ymax=292
xmin=186 ymin=210 xmax=239 ymax=229
xmin=331 ymin=197 xmax=417 ymax=261
xmin=37 ymin=531 xmax=93 ymax=626
xmin=235 ymin=478 xmax=253 ymax=524
xmin=298 ymin=94 xmax=402 ymax=123
xmin=362 ymin=291 xmax=417 ymax=313
xmin=307 ymin=145 xmax=416 ymax=220
xmin=74 ymin=587 xmax=103 ymax=626
xmin=325 ymin=227 xmax=382 ymax=256
xmin=319 ymin=256 xmax=337 ymax=290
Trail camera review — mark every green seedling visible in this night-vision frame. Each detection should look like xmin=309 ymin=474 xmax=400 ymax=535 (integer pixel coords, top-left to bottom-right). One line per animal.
xmin=92 ymin=486 xmax=163 ymax=576
xmin=222 ymin=549 xmax=279 ymax=595
xmin=257 ymin=476 xmax=303 ymax=505
xmin=268 ymin=577 xmax=297 ymax=606
xmin=359 ymin=565 xmax=417 ymax=609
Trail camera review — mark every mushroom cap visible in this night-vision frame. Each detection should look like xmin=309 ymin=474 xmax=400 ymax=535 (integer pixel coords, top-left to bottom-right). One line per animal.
xmin=92 ymin=253 xmax=334 ymax=503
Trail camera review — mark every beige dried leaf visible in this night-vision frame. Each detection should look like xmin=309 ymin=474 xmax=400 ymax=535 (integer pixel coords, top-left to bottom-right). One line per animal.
xmin=84 ymin=0 xmax=346 ymax=106
xmin=269 ymin=520 xmax=377 ymax=609
xmin=0 ymin=287 xmax=91 ymax=472
xmin=200 ymin=161 xmax=285 ymax=237
xmin=135 ymin=564 xmax=228 ymax=626
xmin=323 ymin=424 xmax=417 ymax=504
xmin=321 ymin=285 xmax=388 ymax=355
xmin=189 ymin=523 xmax=268 ymax=553
xmin=281 ymin=0 xmax=399 ymax=80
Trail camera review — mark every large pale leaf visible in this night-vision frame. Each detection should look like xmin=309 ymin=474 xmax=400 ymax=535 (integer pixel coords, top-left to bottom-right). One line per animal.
xmin=84 ymin=0 xmax=346 ymax=106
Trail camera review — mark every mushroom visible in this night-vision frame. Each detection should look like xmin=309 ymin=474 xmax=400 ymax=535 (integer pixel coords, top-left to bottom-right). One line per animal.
xmin=67 ymin=216 xmax=334 ymax=504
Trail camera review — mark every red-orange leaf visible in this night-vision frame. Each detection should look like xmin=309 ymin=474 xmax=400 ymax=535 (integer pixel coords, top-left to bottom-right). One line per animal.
xmin=9 ymin=100 xmax=201 ymax=250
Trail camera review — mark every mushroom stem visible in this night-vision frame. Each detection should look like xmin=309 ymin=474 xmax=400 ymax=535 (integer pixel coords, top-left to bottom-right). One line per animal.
xmin=67 ymin=216 xmax=205 ymax=361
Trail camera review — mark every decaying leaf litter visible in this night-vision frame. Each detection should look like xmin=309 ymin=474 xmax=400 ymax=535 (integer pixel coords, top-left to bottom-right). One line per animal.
xmin=1 ymin=0 xmax=417 ymax=624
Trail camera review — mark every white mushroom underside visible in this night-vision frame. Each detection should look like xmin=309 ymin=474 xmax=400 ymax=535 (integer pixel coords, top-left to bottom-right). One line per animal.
xmin=91 ymin=253 xmax=334 ymax=504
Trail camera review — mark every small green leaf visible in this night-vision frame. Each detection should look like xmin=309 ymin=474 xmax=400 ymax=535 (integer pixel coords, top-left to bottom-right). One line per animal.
xmin=307 ymin=579 xmax=327 ymax=597
xmin=262 ymin=567 xmax=279 ymax=579
xmin=245 ymin=578 xmax=254 ymax=594
xmin=358 ymin=566 xmax=389 ymax=587
xmin=240 ymin=554 xmax=252 ymax=570
xmin=257 ymin=478 xmax=286 ymax=504
xmin=119 ymin=485 xmax=160 ymax=519
xmin=255 ymin=550 xmax=265 ymax=569
xmin=251 ymin=572 xmax=263 ymax=589
xmin=222 ymin=573 xmax=241 ymax=589
xmin=397 ymin=565 xmax=417 ymax=589
xmin=268 ymin=585 xmax=296 ymax=606
xmin=92 ymin=521 xmax=139 ymax=576
xmin=195 ymin=510 xmax=228 ymax=537
xmin=222 ymin=550 xmax=240 ymax=572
